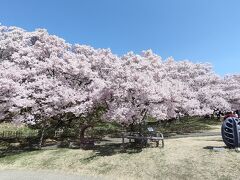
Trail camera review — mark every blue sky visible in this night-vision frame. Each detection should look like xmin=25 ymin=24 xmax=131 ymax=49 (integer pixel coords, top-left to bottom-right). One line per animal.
xmin=1 ymin=0 xmax=240 ymax=76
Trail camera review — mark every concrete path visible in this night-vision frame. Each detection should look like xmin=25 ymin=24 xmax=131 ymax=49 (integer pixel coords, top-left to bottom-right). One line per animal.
xmin=0 ymin=170 xmax=105 ymax=180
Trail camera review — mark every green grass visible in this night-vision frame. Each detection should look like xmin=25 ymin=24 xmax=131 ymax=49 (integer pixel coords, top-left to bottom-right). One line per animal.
xmin=0 ymin=123 xmax=39 ymax=151
xmin=0 ymin=118 xmax=230 ymax=180
xmin=0 ymin=123 xmax=38 ymax=137
xmin=87 ymin=122 xmax=122 ymax=138
xmin=0 ymin=135 xmax=240 ymax=180
xmin=0 ymin=116 xmax=221 ymax=142
xmin=156 ymin=116 xmax=221 ymax=135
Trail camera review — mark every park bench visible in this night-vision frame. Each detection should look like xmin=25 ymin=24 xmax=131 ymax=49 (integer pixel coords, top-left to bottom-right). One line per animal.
xmin=121 ymin=127 xmax=164 ymax=148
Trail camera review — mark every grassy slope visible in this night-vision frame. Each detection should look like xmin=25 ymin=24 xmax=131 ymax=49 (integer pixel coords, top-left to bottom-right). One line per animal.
xmin=0 ymin=132 xmax=239 ymax=180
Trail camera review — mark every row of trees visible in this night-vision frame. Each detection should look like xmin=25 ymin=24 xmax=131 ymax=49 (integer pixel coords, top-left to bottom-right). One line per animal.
xmin=0 ymin=26 xmax=239 ymax=134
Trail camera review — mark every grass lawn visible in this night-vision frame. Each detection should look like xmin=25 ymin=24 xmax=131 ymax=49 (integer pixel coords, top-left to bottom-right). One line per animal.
xmin=0 ymin=125 xmax=239 ymax=180
xmin=0 ymin=123 xmax=38 ymax=137
xmin=0 ymin=118 xmax=230 ymax=180
xmin=154 ymin=116 xmax=222 ymax=136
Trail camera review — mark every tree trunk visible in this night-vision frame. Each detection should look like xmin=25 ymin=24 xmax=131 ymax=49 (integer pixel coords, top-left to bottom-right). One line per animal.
xmin=38 ymin=122 xmax=46 ymax=149
xmin=139 ymin=109 xmax=148 ymax=134
xmin=79 ymin=124 xmax=94 ymax=149
xmin=79 ymin=124 xmax=93 ymax=142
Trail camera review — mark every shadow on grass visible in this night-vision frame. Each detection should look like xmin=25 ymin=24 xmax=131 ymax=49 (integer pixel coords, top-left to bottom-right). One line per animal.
xmin=0 ymin=143 xmax=143 ymax=165
xmin=203 ymin=146 xmax=227 ymax=150
xmin=158 ymin=117 xmax=221 ymax=136
xmin=78 ymin=143 xmax=143 ymax=163
xmin=0 ymin=147 xmax=41 ymax=161
xmin=0 ymin=136 xmax=41 ymax=158
xmin=93 ymin=143 xmax=143 ymax=156
xmin=204 ymin=139 xmax=223 ymax=142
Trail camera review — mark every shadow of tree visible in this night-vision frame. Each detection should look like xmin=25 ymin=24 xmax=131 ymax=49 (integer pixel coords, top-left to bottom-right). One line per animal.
xmin=93 ymin=143 xmax=142 ymax=156
xmin=0 ymin=147 xmax=40 ymax=158
xmin=0 ymin=138 xmax=145 ymax=162
xmin=77 ymin=143 xmax=143 ymax=163
xmin=203 ymin=139 xmax=223 ymax=142
xmin=203 ymin=146 xmax=227 ymax=150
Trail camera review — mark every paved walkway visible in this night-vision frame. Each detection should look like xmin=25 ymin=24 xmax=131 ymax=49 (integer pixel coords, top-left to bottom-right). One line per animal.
xmin=0 ymin=170 xmax=105 ymax=180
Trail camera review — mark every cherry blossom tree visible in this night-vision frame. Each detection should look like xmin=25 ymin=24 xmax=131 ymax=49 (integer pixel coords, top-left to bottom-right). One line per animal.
xmin=223 ymin=75 xmax=240 ymax=110
xmin=0 ymin=26 xmax=107 ymax=147
xmin=0 ymin=25 xmax=238 ymax=135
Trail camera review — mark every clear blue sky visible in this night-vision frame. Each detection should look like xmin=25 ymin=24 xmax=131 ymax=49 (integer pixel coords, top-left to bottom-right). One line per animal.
xmin=1 ymin=0 xmax=240 ymax=76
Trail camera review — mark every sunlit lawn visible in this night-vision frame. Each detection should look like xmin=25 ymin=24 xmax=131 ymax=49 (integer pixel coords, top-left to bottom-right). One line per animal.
xmin=1 ymin=131 xmax=240 ymax=180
